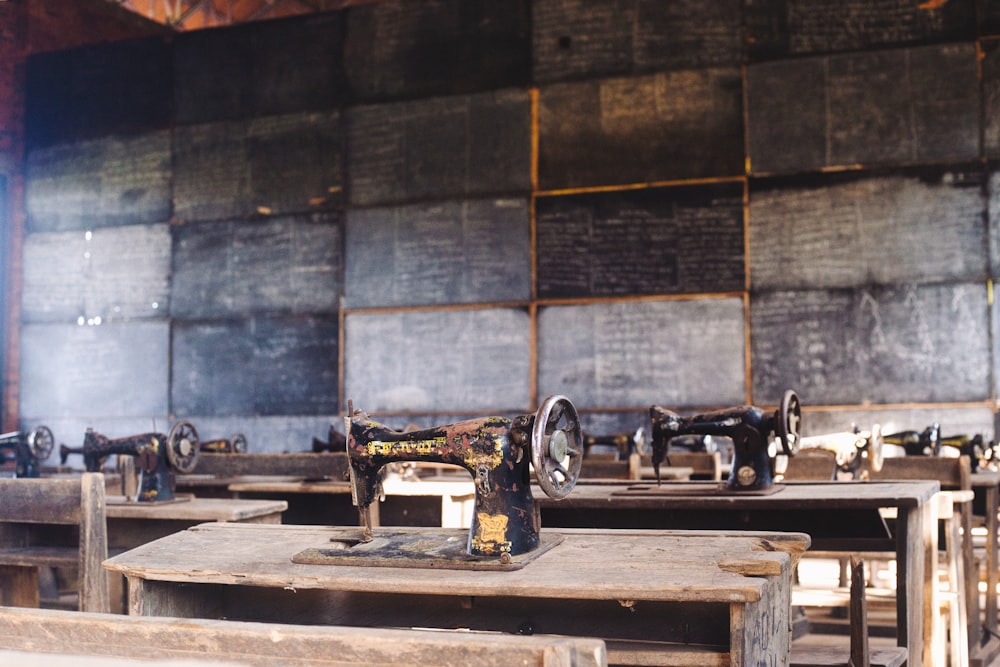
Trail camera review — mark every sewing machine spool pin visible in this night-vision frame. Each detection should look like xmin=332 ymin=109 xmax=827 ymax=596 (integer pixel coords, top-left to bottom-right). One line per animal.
xmin=315 ymin=395 xmax=582 ymax=568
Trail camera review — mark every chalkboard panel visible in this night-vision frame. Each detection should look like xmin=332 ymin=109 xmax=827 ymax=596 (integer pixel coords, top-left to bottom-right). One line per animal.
xmin=24 ymin=36 xmax=172 ymax=148
xmin=744 ymin=0 xmax=977 ymax=61
xmin=344 ymin=0 xmax=530 ymax=102
xmin=173 ymin=111 xmax=342 ymax=222
xmin=344 ymin=198 xmax=529 ymax=308
xmin=991 ymin=166 xmax=1000 ymax=277
xmin=25 ymin=131 xmax=171 ymax=233
xmin=172 ymin=213 xmax=342 ymax=319
xmin=536 ymin=183 xmax=744 ymax=299
xmin=20 ymin=321 xmax=170 ymax=419
xmin=802 ymin=406 xmax=995 ymax=442
xmin=750 ymin=167 xmax=987 ymax=291
xmin=751 ymin=283 xmax=990 ymax=406
xmin=532 ymin=0 xmax=742 ymax=83
xmin=347 ymin=89 xmax=531 ymax=206
xmin=537 ymin=298 xmax=746 ymax=409
xmin=23 ymin=224 xmax=171 ymax=324
xmin=172 ymin=316 xmax=339 ymax=417
xmin=538 ymin=70 xmax=743 ymax=190
xmin=343 ymin=308 xmax=531 ymax=412
xmin=173 ymin=23 xmax=256 ymax=124
xmin=985 ymin=42 xmax=1000 ymax=158
xmin=747 ymin=43 xmax=979 ymax=175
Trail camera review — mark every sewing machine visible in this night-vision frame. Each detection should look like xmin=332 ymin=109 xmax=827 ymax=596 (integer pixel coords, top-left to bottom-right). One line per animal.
xmin=582 ymin=427 xmax=645 ymax=459
xmin=60 ymin=422 xmax=200 ymax=502
xmin=199 ymin=433 xmax=248 ymax=454
xmin=883 ymin=424 xmax=941 ymax=457
xmin=0 ymin=426 xmax=54 ymax=477
xmin=293 ymin=395 xmax=582 ymax=569
xmin=311 ymin=425 xmax=347 ymax=453
xmin=649 ymin=390 xmax=801 ymax=492
xmin=799 ymin=424 xmax=884 ymax=478
xmin=937 ymin=433 xmax=994 ymax=471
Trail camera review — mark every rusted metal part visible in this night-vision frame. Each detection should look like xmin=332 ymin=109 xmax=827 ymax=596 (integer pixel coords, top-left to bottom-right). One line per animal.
xmin=345 ymin=396 xmax=582 ymax=560
xmin=650 ymin=390 xmax=801 ymax=491
xmin=62 ymin=422 xmax=199 ymax=502
xmin=582 ymin=427 xmax=645 ymax=460
xmin=0 ymin=425 xmax=53 ymax=477
xmin=883 ymin=423 xmax=941 ymax=457
xmin=198 ymin=433 xmax=247 ymax=454
xmin=311 ymin=425 xmax=347 ymax=453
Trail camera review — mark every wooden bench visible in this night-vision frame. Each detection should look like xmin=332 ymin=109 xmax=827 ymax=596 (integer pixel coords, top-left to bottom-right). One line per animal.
xmin=0 ymin=606 xmax=608 ymax=666
xmin=190 ymin=452 xmax=350 ymax=480
xmin=0 ymin=473 xmax=109 ymax=612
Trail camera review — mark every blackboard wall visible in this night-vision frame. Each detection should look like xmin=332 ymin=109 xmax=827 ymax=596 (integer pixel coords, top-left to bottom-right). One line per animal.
xmin=16 ymin=0 xmax=1000 ymax=454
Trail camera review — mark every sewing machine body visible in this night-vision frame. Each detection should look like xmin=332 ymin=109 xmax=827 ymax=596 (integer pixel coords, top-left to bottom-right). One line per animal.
xmin=199 ymin=433 xmax=248 ymax=454
xmin=344 ymin=395 xmax=582 ymax=560
xmin=582 ymin=427 xmax=645 ymax=460
xmin=883 ymin=424 xmax=940 ymax=457
xmin=63 ymin=422 xmax=199 ymax=502
xmin=312 ymin=425 xmax=347 ymax=453
xmin=650 ymin=390 xmax=800 ymax=491
xmin=799 ymin=425 xmax=883 ymax=477
xmin=0 ymin=426 xmax=54 ymax=478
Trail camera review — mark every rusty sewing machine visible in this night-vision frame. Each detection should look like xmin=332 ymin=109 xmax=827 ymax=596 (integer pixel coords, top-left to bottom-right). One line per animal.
xmin=798 ymin=424 xmax=884 ymax=478
xmin=649 ymin=390 xmax=801 ymax=492
xmin=199 ymin=432 xmax=248 ymax=454
xmin=582 ymin=427 xmax=645 ymax=460
xmin=292 ymin=395 xmax=582 ymax=569
xmin=60 ymin=422 xmax=199 ymax=502
xmin=0 ymin=425 xmax=54 ymax=478
xmin=311 ymin=425 xmax=347 ymax=453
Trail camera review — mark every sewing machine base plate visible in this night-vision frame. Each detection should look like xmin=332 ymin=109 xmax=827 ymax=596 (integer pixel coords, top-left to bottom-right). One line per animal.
xmin=614 ymin=482 xmax=786 ymax=497
xmin=106 ymin=493 xmax=195 ymax=506
xmin=291 ymin=528 xmax=564 ymax=571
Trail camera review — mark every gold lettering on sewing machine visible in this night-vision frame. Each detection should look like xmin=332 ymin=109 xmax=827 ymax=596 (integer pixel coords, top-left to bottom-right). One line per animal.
xmin=366 ymin=436 xmax=447 ymax=457
xmin=472 ymin=512 xmax=511 ymax=554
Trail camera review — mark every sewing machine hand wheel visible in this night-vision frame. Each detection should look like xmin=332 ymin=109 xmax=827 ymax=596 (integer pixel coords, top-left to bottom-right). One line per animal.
xmin=867 ymin=424 xmax=884 ymax=473
xmin=531 ymin=395 xmax=582 ymax=499
xmin=776 ymin=390 xmax=801 ymax=456
xmin=27 ymin=426 xmax=54 ymax=461
xmin=167 ymin=421 xmax=200 ymax=473
xmin=231 ymin=433 xmax=248 ymax=453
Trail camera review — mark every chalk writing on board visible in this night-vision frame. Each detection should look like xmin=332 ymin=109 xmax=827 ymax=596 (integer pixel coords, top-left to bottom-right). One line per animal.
xmin=536 ymin=183 xmax=744 ymax=298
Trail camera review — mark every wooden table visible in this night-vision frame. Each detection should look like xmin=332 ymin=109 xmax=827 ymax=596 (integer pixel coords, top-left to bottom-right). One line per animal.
xmin=105 ymin=523 xmax=810 ymax=666
xmin=536 ymin=480 xmax=938 ymax=667
xmin=972 ymin=470 xmax=1000 ymax=665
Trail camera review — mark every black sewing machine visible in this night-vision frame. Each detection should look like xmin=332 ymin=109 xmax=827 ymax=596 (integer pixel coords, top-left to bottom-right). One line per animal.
xmin=0 ymin=426 xmax=54 ymax=477
xmin=883 ymin=424 xmax=941 ymax=457
xmin=938 ymin=433 xmax=994 ymax=471
xmin=649 ymin=390 xmax=801 ymax=492
xmin=582 ymin=427 xmax=645 ymax=459
xmin=798 ymin=424 xmax=884 ymax=478
xmin=311 ymin=425 xmax=347 ymax=453
xmin=60 ymin=422 xmax=199 ymax=502
xmin=199 ymin=433 xmax=248 ymax=454
xmin=293 ymin=395 xmax=582 ymax=569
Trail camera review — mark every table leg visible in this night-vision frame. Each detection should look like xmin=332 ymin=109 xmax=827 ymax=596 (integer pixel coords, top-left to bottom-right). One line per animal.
xmin=987 ymin=485 xmax=998 ymax=638
xmin=896 ymin=501 xmax=934 ymax=667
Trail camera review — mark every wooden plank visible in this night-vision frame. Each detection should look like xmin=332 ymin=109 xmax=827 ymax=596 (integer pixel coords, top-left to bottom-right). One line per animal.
xmin=79 ymin=472 xmax=110 ymax=613
xmin=0 ymin=606 xmax=608 ymax=667
xmin=189 ymin=453 xmax=348 ymax=480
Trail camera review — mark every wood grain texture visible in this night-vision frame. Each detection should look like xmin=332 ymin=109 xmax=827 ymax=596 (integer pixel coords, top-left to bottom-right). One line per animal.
xmin=537 ymin=298 xmax=746 ymax=409
xmin=749 ymin=167 xmax=987 ymax=291
xmin=538 ymin=69 xmax=743 ymax=189
xmin=750 ymin=283 xmax=990 ymax=406
xmin=747 ymin=43 xmax=979 ymax=175
xmin=344 ymin=198 xmax=530 ymax=308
